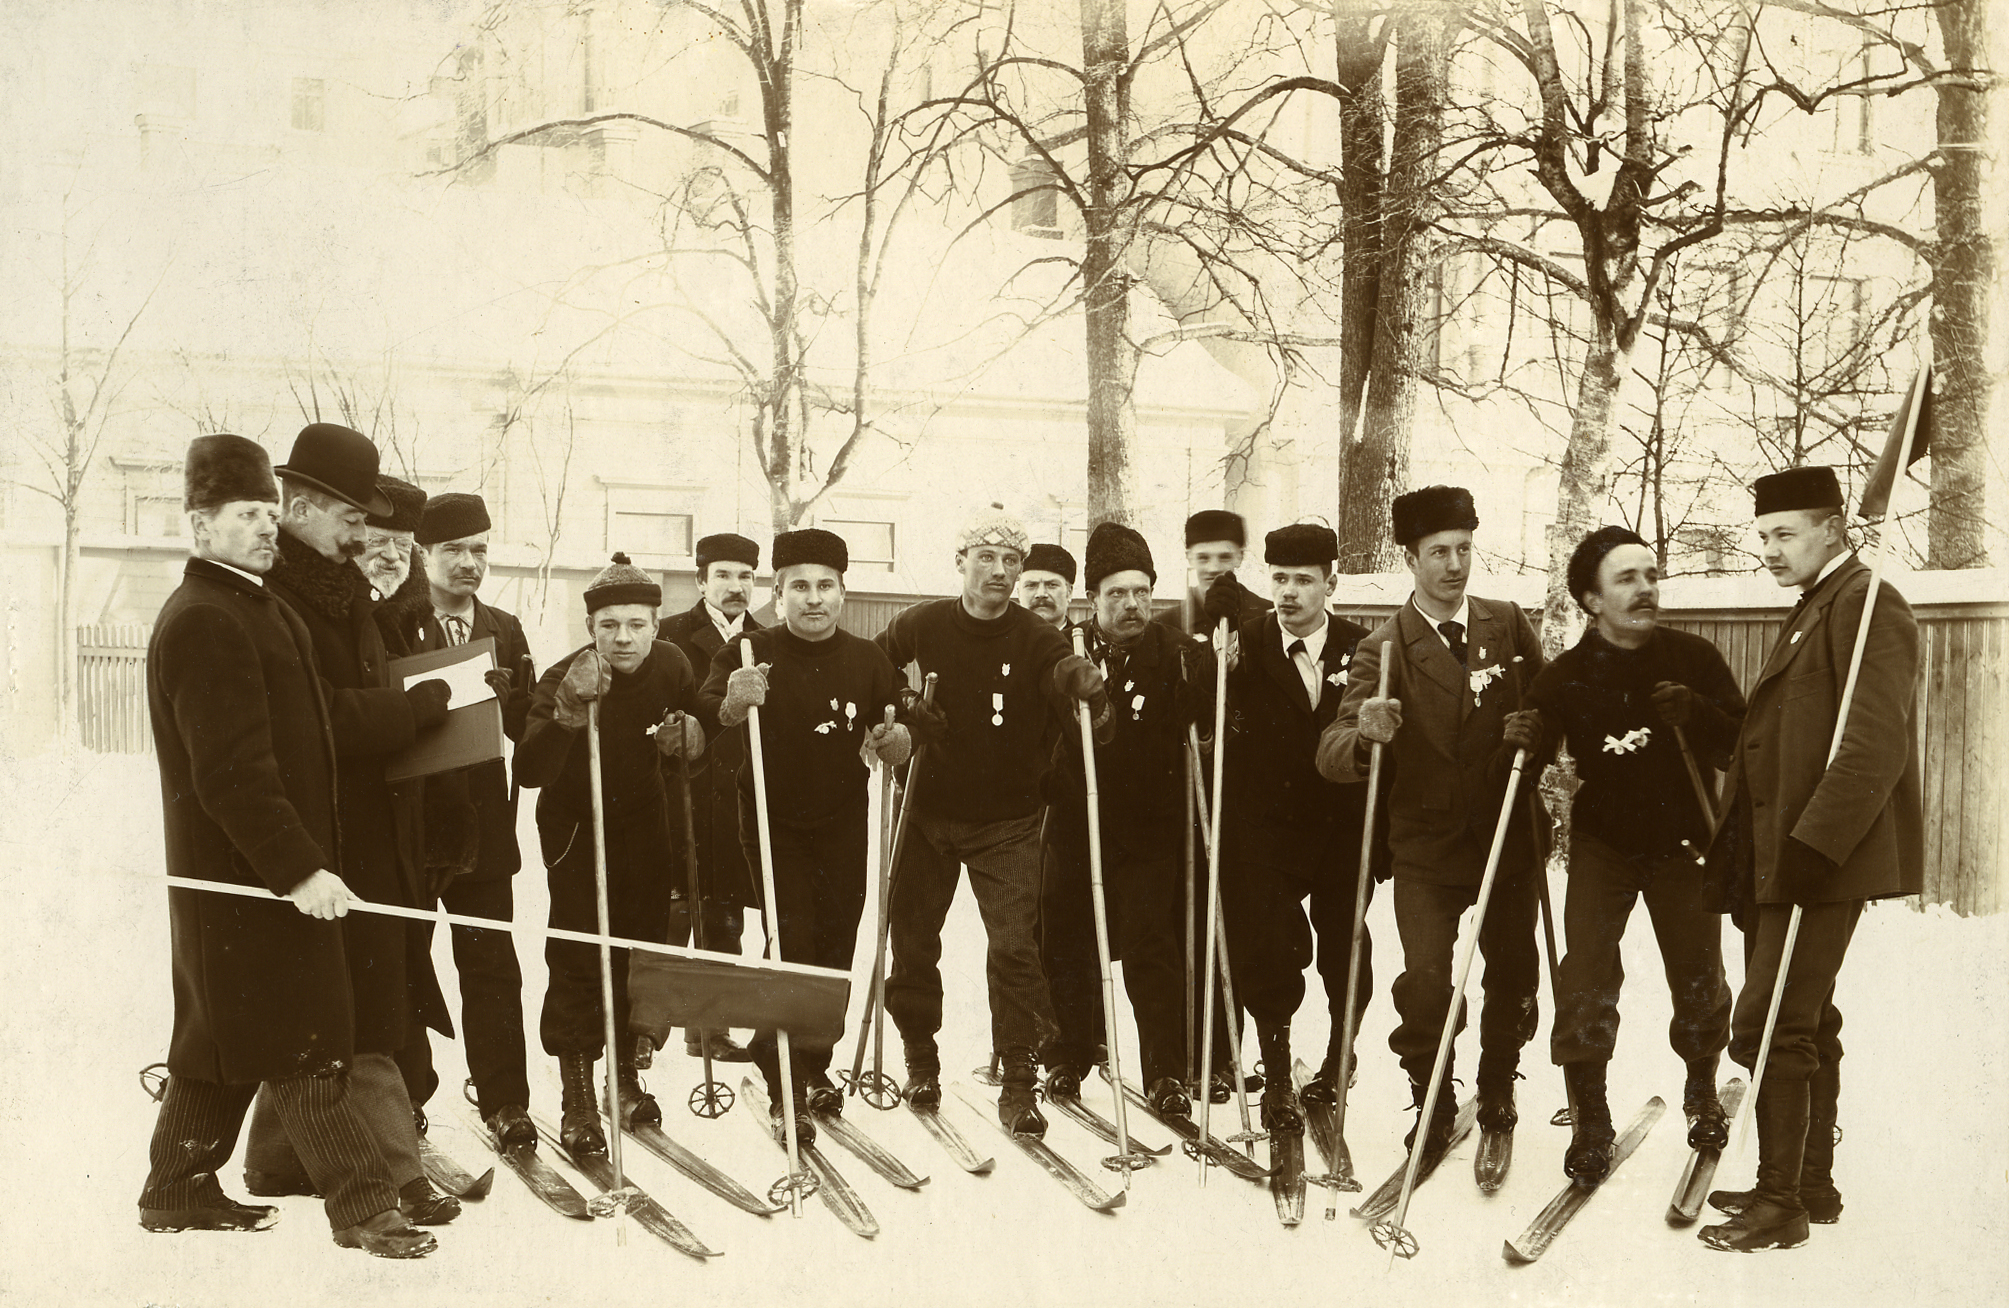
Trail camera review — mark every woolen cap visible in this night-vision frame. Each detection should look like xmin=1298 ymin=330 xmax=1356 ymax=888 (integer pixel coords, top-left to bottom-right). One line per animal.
xmin=418 ymin=492 xmax=491 ymax=545
xmin=1753 ymin=466 xmax=1843 ymax=516
xmin=1084 ymin=522 xmax=1155 ymax=590
xmin=772 ymin=528 xmax=848 ymax=575
xmin=957 ymin=502 xmax=1029 ymax=557
xmin=274 ymin=423 xmax=392 ymax=517
xmin=1391 ymin=485 xmax=1478 ymax=546
xmin=583 ymin=552 xmax=662 ymax=612
xmin=367 ymin=475 xmax=426 ymax=533
xmin=1184 ymin=509 xmax=1247 ymax=548
xmin=183 ymin=434 xmax=277 ymax=511
xmin=1023 ymin=543 xmax=1076 ymax=585
xmin=1566 ymin=525 xmax=1651 ymax=610
xmin=1264 ymin=522 xmax=1338 ymax=567
xmin=695 ymin=532 xmax=760 ymax=572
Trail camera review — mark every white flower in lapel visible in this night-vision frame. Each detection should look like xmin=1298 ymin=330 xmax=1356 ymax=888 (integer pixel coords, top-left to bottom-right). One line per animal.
xmin=1468 ymin=662 xmax=1504 ymax=706
xmin=1603 ymin=726 xmax=1652 ymax=755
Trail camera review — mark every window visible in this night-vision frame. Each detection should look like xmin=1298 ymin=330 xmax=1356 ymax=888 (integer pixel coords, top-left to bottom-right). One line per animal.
xmin=117 ymin=460 xmax=185 ymax=537
xmin=602 ymin=481 xmax=702 ymax=564
xmin=1010 ymin=156 xmax=1061 ymax=238
xmin=718 ymin=89 xmax=741 ymax=118
xmin=1829 ymin=52 xmax=1873 ymax=155
xmin=291 ymin=78 xmax=325 ymax=133
xmin=822 ymin=519 xmax=896 ymax=573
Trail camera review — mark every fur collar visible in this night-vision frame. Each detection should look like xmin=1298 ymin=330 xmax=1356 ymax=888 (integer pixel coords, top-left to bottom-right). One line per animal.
xmin=374 ymin=551 xmax=435 ymax=656
xmin=272 ymin=529 xmax=367 ymax=623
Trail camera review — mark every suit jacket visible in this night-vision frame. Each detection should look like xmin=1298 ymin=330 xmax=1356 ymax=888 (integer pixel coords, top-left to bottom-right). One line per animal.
xmin=1321 ymin=595 xmax=1547 ymax=888
xmin=410 ymin=595 xmax=534 ymax=883
xmin=1704 ymin=555 xmax=1923 ymax=907
xmin=658 ymin=601 xmax=761 ymax=908
xmin=1221 ymin=609 xmax=1370 ymax=874
xmin=149 ymin=559 xmax=356 ymax=1083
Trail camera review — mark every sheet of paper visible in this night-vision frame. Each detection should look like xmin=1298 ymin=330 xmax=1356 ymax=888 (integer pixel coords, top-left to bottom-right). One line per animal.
xmin=404 ymin=650 xmax=495 ymax=709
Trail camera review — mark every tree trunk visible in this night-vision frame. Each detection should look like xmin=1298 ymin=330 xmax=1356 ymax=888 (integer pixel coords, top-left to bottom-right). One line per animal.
xmin=1337 ymin=3 xmax=1447 ymax=574
xmin=1080 ymin=0 xmax=1138 ymax=528
xmin=1544 ymin=328 xmax=1630 ymax=656
xmin=57 ymin=512 xmax=80 ymax=751
xmin=764 ymin=0 xmax=804 ymax=535
xmin=1927 ymin=0 xmax=1992 ymax=568
xmin=1331 ymin=4 xmax=1386 ymax=553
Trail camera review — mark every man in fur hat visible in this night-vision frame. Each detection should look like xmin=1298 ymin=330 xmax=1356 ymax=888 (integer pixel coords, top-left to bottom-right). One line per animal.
xmin=138 ymin=433 xmax=436 ymax=1257
xmin=1201 ymin=523 xmax=1373 ymax=1130
xmin=1017 ymin=542 xmax=1078 ymax=630
xmin=657 ymin=532 xmax=764 ymax=1065
xmin=515 ymin=553 xmax=707 ymax=1156
xmin=697 ymin=528 xmax=911 ymax=1142
xmin=1321 ymin=486 xmax=1547 ymax=1161
xmin=1040 ymin=522 xmax=1212 ymax=1117
xmin=876 ymin=502 xmax=1113 ymax=1136
xmin=1157 ymin=510 xmax=1273 ymax=636
xmin=1694 ymin=467 xmax=1921 ymax=1253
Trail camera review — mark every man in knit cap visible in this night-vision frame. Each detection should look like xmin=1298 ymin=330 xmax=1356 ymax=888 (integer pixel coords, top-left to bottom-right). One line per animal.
xmin=1040 ymin=522 xmax=1213 ymax=1117
xmin=1320 ymin=486 xmax=1547 ymax=1162
xmin=1161 ymin=509 xmax=1271 ymax=635
xmin=876 ymin=502 xmax=1113 ymax=1136
xmin=1201 ymin=522 xmax=1373 ymax=1131
xmin=697 ymin=528 xmax=912 ymax=1143
xmin=1016 ymin=542 xmax=1077 ymax=630
xmin=514 ymin=553 xmax=708 ymax=1156
xmin=658 ymin=532 xmax=764 ymax=1065
xmin=1523 ymin=525 xmax=1742 ymax=1187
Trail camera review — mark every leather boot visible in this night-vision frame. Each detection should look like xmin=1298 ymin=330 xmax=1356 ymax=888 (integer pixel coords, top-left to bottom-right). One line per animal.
xmin=1476 ymin=1055 xmax=1521 ymax=1134
xmin=997 ymin=1047 xmax=1046 ymax=1138
xmin=902 ymin=1035 xmax=942 ymax=1108
xmin=1404 ymin=1063 xmax=1459 ymax=1154
xmin=1701 ymin=1077 xmax=1810 ymax=1252
xmin=1800 ymin=1059 xmax=1843 ymax=1224
xmin=1257 ymin=1026 xmax=1302 ymax=1133
xmin=612 ymin=1044 xmax=661 ymax=1127
xmin=558 ymin=1053 xmax=607 ymax=1157
xmin=1684 ymin=1055 xmax=1729 ymax=1150
xmin=1562 ymin=1061 xmax=1615 ymax=1187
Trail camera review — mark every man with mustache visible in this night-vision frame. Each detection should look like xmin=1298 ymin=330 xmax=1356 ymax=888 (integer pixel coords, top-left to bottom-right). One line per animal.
xmin=1016 ymin=543 xmax=1076 ymax=630
xmin=1522 ymin=525 xmax=1743 ymax=1187
xmin=357 ymin=477 xmax=422 ymax=602
xmin=657 ymin=532 xmax=764 ymax=1066
xmin=1320 ymin=486 xmax=1547 ymax=1162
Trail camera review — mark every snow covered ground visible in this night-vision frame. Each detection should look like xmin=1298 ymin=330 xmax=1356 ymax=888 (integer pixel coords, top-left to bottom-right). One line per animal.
xmin=2 ymin=749 xmax=2003 ymax=1308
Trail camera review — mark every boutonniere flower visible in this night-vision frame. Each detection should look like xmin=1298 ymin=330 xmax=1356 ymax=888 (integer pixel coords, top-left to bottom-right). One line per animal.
xmin=1327 ymin=668 xmax=1348 ymax=687
xmin=1468 ymin=663 xmax=1504 ymax=706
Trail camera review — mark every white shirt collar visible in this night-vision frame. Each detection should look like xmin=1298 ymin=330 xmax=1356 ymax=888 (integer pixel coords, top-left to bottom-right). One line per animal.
xmin=1280 ymin=612 xmax=1330 ymax=662
xmin=206 ymin=558 xmax=265 ymax=587
xmin=705 ymin=601 xmax=746 ymax=639
xmin=1411 ymin=593 xmax=1470 ymax=648
xmin=1806 ymin=551 xmax=1850 ymax=592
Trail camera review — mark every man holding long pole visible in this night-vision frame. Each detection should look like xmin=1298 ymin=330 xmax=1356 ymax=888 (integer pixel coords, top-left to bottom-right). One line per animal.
xmin=1698 ymin=465 xmax=1923 ymax=1253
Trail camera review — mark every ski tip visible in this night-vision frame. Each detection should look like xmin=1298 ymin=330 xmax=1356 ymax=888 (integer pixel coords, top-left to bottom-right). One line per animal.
xmin=1503 ymin=1239 xmax=1536 ymax=1265
xmin=463 ymin=1167 xmax=496 ymax=1200
xmin=1666 ymin=1208 xmax=1699 ymax=1228
xmin=1099 ymin=1190 xmax=1126 ymax=1212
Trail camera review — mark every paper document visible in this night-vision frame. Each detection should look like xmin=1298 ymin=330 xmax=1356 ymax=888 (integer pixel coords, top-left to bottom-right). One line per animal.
xmin=404 ymin=651 xmax=495 ymax=709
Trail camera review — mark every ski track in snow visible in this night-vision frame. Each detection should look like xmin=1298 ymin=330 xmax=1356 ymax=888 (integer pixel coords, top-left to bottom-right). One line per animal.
xmin=2 ymin=750 xmax=2004 ymax=1308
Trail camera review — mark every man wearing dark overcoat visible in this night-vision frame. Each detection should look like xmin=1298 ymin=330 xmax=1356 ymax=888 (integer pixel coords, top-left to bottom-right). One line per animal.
xmin=136 ymin=433 xmax=433 ymax=1258
xmin=1320 ymin=486 xmax=1547 ymax=1156
xmin=657 ymin=532 xmax=763 ymax=1064
xmin=1697 ymin=466 xmax=1923 ymax=1253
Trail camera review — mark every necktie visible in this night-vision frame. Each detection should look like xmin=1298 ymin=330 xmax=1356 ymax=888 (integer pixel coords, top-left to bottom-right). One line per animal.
xmin=1438 ymin=620 xmax=1467 ymax=669
xmin=443 ymin=615 xmax=470 ymax=646
xmin=1287 ymin=638 xmax=1317 ymax=704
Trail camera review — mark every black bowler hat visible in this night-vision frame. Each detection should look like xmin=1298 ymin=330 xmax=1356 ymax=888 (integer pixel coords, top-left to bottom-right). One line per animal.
xmin=274 ymin=423 xmax=392 ymax=517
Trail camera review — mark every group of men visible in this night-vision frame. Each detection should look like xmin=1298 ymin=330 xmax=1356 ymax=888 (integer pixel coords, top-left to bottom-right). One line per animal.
xmin=139 ymin=414 xmax=1918 ymax=1261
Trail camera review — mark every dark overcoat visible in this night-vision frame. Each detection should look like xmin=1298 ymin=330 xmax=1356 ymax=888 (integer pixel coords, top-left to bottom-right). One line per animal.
xmin=1320 ymin=595 xmax=1547 ymax=887
xmin=149 ymin=558 xmax=353 ymax=1083
xmin=267 ymin=530 xmax=449 ymax=1051
xmin=658 ymin=601 xmax=761 ymax=908
xmin=1705 ymin=555 xmax=1924 ymax=907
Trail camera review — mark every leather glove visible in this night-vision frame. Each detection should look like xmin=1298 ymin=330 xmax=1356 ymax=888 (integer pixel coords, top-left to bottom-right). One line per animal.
xmin=1053 ymin=652 xmax=1106 ymax=703
xmin=406 ymin=678 xmax=452 ymax=731
xmin=860 ymin=721 xmax=913 ymax=769
xmin=719 ymin=664 xmax=770 ymax=726
xmin=1778 ymin=836 xmax=1837 ymax=904
xmin=897 ymin=687 xmax=948 ymax=746
xmin=553 ymin=650 xmax=611 ymax=730
xmin=1650 ymin=680 xmax=1695 ymax=728
xmin=483 ymin=666 xmax=513 ymax=698
xmin=1178 ymin=638 xmax=1217 ymax=687
xmin=652 ymin=712 xmax=706 ymax=761
xmin=1358 ymin=695 xmax=1403 ymax=744
xmin=1501 ymin=709 xmax=1543 ymax=755
xmin=1201 ymin=573 xmax=1243 ymax=630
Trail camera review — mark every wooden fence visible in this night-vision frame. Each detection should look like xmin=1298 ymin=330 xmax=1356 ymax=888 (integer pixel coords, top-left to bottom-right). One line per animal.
xmin=77 ymin=590 xmax=2004 ymax=914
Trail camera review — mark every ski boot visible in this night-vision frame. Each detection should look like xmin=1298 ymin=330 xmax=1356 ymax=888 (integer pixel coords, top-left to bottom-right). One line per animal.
xmin=1403 ymin=1072 xmax=1459 ymax=1154
xmin=332 ymin=1209 xmax=437 ymax=1259
xmin=612 ymin=1043 xmax=662 ymax=1127
xmin=806 ymin=1073 xmax=844 ymax=1118
xmin=1562 ymin=1061 xmax=1615 ymax=1187
xmin=557 ymin=1052 xmax=608 ymax=1156
xmin=769 ymin=1085 xmax=816 ymax=1147
xmin=1256 ymin=1027 xmax=1303 ymax=1132
xmin=1684 ymin=1056 xmax=1729 ymax=1151
xmin=1476 ymin=1063 xmax=1521 ymax=1135
xmin=902 ymin=1035 xmax=942 ymax=1108
xmin=1045 ymin=1063 xmax=1086 ymax=1100
xmin=997 ymin=1047 xmax=1047 ymax=1138
xmin=1301 ymin=1041 xmax=1358 ymax=1108
xmin=686 ymin=1027 xmax=753 ymax=1064
xmin=1146 ymin=1077 xmax=1193 ymax=1119
xmin=484 ymin=1103 xmax=536 ymax=1151
xmin=1798 ymin=1059 xmax=1844 ymax=1224
xmin=1702 ymin=1078 xmax=1810 ymax=1251
xmin=140 ymin=1196 xmax=279 ymax=1233
xmin=399 ymin=1176 xmax=461 ymax=1226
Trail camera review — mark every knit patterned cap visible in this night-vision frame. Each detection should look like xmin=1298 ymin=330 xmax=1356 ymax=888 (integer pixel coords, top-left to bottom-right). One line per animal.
xmin=583 ymin=552 xmax=662 ymax=613
xmin=956 ymin=502 xmax=1028 ymax=557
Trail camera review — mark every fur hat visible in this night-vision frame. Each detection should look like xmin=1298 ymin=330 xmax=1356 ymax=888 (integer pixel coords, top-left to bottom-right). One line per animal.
xmin=1566 ymin=525 xmax=1651 ymax=611
xmin=956 ymin=502 xmax=1029 ymax=557
xmin=1753 ymin=466 xmax=1843 ymax=516
xmin=417 ymin=492 xmax=491 ymax=546
xmin=695 ymin=532 xmax=760 ymax=572
xmin=1023 ymin=543 xmax=1077 ymax=585
xmin=1184 ymin=509 xmax=1247 ymax=548
xmin=184 ymin=434 xmax=278 ymax=511
xmin=772 ymin=528 xmax=849 ymax=575
xmin=1391 ymin=485 xmax=1479 ymax=547
xmin=583 ymin=552 xmax=662 ymax=613
xmin=274 ymin=423 xmax=392 ymax=517
xmin=1264 ymin=522 xmax=1338 ymax=568
xmin=1084 ymin=522 xmax=1155 ymax=590
xmin=367 ymin=475 xmax=426 ymax=533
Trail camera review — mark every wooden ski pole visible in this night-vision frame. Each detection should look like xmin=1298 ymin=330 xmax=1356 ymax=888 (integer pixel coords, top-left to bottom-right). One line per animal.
xmin=1196 ymin=616 xmax=1230 ymax=1185
xmin=1506 ymin=655 xmax=1569 ymax=1127
xmin=585 ymin=696 xmax=631 ymax=1244
xmin=741 ymin=641 xmax=807 ymax=1216
xmin=1072 ymin=628 xmax=1150 ymax=1183
xmin=844 ymin=706 xmax=900 ymax=1107
xmin=673 ymin=710 xmax=732 ymax=1119
xmin=1672 ymin=725 xmax=1716 ymax=828
xmin=1183 ymin=751 xmax=1260 ymax=1160
xmin=1328 ymin=640 xmax=1394 ymax=1201
xmin=1182 ymin=587 xmax=1198 ymax=1087
xmin=1375 ymin=745 xmax=1533 ymax=1262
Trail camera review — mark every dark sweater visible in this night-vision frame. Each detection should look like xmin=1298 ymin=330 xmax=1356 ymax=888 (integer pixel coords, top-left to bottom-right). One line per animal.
xmin=876 ymin=597 xmax=1074 ymax=822
xmin=517 ymin=640 xmax=702 ymax=825
xmin=1527 ymin=625 xmax=1745 ymax=862
xmin=698 ymin=625 xmax=904 ymax=828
